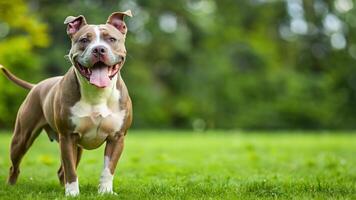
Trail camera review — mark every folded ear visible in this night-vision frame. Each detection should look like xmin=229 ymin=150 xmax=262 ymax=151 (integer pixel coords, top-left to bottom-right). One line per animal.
xmin=106 ymin=10 xmax=132 ymax=35
xmin=64 ymin=15 xmax=87 ymax=37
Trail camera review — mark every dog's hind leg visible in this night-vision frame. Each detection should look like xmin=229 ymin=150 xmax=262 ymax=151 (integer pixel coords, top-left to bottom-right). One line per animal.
xmin=7 ymin=119 xmax=45 ymax=185
xmin=7 ymin=91 xmax=46 ymax=185
xmin=57 ymin=165 xmax=65 ymax=186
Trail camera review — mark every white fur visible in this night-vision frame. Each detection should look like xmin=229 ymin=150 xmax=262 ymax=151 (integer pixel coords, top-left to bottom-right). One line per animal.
xmin=65 ymin=179 xmax=79 ymax=196
xmin=91 ymin=26 xmax=112 ymax=55
xmin=90 ymin=26 xmax=117 ymax=63
xmin=94 ymin=26 xmax=101 ymax=44
xmin=98 ymin=156 xmax=115 ymax=194
xmin=77 ymin=25 xmax=119 ymax=69
xmin=104 ymin=155 xmax=110 ymax=167
xmin=71 ymin=72 xmax=126 ymax=149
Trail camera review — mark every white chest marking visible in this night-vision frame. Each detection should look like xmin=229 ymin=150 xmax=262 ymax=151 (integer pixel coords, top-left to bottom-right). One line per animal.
xmin=70 ymin=73 xmax=126 ymax=149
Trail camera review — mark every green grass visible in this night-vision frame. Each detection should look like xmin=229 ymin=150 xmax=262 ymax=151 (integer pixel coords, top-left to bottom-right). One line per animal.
xmin=0 ymin=130 xmax=355 ymax=199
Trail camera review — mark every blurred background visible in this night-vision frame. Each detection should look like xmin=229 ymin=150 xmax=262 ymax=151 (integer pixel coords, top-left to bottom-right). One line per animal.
xmin=0 ymin=0 xmax=356 ymax=130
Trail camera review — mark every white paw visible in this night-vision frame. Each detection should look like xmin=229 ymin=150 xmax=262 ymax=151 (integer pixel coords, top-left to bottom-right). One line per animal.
xmin=65 ymin=179 xmax=80 ymax=196
xmin=98 ymin=167 xmax=115 ymax=195
xmin=98 ymin=183 xmax=117 ymax=195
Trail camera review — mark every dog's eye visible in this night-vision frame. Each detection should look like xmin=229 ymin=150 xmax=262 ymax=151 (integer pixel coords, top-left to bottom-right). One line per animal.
xmin=108 ymin=37 xmax=117 ymax=42
xmin=79 ymin=38 xmax=89 ymax=43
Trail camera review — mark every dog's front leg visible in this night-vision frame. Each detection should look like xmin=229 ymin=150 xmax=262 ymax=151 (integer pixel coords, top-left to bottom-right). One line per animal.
xmin=98 ymin=132 xmax=125 ymax=195
xmin=59 ymin=134 xmax=80 ymax=196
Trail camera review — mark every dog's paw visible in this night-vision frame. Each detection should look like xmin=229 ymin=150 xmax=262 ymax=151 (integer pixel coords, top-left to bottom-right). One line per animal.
xmin=98 ymin=167 xmax=115 ymax=195
xmin=98 ymin=183 xmax=117 ymax=195
xmin=65 ymin=190 xmax=80 ymax=197
xmin=65 ymin=179 xmax=80 ymax=197
xmin=65 ymin=188 xmax=80 ymax=197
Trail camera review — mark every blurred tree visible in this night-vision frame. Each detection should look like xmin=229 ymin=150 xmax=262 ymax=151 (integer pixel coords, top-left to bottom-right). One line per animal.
xmin=0 ymin=0 xmax=49 ymax=128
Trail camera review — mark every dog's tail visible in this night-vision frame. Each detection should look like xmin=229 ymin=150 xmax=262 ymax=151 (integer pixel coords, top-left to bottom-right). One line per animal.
xmin=0 ymin=64 xmax=34 ymax=90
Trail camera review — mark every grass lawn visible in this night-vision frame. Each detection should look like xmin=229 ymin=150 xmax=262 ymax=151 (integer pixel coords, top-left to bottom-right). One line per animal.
xmin=0 ymin=130 xmax=355 ymax=199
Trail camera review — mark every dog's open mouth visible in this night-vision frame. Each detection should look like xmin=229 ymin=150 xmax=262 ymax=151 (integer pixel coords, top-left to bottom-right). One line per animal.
xmin=75 ymin=61 xmax=121 ymax=88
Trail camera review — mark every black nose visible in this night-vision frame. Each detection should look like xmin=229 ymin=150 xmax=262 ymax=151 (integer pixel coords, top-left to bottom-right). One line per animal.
xmin=92 ymin=46 xmax=107 ymax=57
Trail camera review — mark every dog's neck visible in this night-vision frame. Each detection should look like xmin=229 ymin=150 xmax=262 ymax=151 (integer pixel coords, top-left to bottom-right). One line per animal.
xmin=74 ymin=68 xmax=119 ymax=105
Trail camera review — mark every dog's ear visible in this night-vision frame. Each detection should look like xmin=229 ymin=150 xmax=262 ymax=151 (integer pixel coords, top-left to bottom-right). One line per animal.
xmin=64 ymin=15 xmax=87 ymax=37
xmin=106 ymin=10 xmax=132 ymax=35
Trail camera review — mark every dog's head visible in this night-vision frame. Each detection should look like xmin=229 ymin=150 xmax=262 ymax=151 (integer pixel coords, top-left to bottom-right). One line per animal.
xmin=64 ymin=10 xmax=132 ymax=88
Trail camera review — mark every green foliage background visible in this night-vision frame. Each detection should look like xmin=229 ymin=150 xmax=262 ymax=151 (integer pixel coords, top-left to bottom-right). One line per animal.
xmin=0 ymin=0 xmax=356 ymax=130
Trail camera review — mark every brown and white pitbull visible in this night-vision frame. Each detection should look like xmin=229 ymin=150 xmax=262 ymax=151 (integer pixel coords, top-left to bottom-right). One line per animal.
xmin=0 ymin=10 xmax=133 ymax=196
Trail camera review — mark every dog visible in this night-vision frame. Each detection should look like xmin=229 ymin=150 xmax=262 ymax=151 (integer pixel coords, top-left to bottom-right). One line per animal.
xmin=0 ymin=10 xmax=133 ymax=196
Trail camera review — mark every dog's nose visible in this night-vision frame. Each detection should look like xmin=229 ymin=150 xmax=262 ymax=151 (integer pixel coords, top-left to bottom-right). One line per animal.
xmin=92 ymin=46 xmax=107 ymax=57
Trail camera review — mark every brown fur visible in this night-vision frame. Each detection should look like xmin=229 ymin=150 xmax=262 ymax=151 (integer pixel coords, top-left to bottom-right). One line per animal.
xmin=0 ymin=65 xmax=34 ymax=89
xmin=2 ymin=66 xmax=132 ymax=185
xmin=1 ymin=11 xmax=133 ymax=195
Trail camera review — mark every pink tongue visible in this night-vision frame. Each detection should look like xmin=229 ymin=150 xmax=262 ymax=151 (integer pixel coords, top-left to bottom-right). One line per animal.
xmin=89 ymin=67 xmax=110 ymax=88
